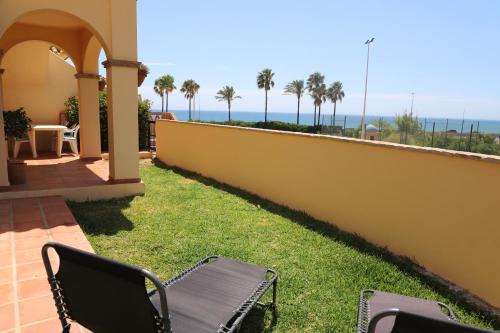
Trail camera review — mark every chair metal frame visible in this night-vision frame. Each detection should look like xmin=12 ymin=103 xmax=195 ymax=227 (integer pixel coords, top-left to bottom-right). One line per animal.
xmin=357 ymin=289 xmax=493 ymax=333
xmin=42 ymin=242 xmax=277 ymax=333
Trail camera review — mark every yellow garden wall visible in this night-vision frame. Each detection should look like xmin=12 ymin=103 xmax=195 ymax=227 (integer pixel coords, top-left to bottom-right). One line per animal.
xmin=3 ymin=41 xmax=77 ymax=151
xmin=156 ymin=120 xmax=500 ymax=308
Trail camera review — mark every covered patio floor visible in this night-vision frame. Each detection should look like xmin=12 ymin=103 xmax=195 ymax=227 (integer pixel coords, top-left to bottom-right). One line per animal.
xmin=0 ymin=154 xmax=144 ymax=202
xmin=0 ymin=196 xmax=92 ymax=332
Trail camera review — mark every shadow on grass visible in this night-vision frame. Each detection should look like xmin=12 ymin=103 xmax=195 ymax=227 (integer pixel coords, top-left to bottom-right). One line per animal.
xmin=67 ymin=197 xmax=135 ymax=236
xmin=240 ymin=306 xmax=278 ymax=333
xmin=154 ymin=160 xmax=500 ymax=328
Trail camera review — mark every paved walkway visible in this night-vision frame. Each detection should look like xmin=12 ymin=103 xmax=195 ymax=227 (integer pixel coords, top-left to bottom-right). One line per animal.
xmin=0 ymin=196 xmax=92 ymax=333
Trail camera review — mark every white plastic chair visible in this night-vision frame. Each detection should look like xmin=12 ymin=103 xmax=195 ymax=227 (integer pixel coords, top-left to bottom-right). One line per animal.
xmin=13 ymin=137 xmax=32 ymax=158
xmin=63 ymin=124 xmax=80 ymax=155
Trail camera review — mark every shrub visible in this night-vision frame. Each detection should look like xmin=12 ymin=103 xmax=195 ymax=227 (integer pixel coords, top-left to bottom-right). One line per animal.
xmin=64 ymin=96 xmax=79 ymax=126
xmin=3 ymin=107 xmax=32 ymax=139
xmin=138 ymin=96 xmax=152 ymax=149
xmin=64 ymin=92 xmax=151 ymax=152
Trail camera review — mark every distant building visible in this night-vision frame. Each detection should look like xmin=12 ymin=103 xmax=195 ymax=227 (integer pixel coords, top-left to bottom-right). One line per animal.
xmin=363 ymin=124 xmax=381 ymax=141
xmin=495 ymin=137 xmax=500 ymax=145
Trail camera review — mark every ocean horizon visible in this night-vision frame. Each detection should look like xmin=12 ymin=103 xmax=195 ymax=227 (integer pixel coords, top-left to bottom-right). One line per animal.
xmin=153 ymin=109 xmax=500 ymax=134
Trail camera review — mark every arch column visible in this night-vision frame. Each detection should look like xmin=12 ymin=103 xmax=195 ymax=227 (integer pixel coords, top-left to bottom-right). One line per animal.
xmin=0 ymin=64 xmax=9 ymax=187
xmin=102 ymin=59 xmax=139 ymax=182
xmin=75 ymin=73 xmax=101 ymax=159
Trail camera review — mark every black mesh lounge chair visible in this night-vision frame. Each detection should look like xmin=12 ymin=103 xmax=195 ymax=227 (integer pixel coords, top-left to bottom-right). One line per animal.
xmin=357 ymin=289 xmax=494 ymax=333
xmin=41 ymin=242 xmax=277 ymax=333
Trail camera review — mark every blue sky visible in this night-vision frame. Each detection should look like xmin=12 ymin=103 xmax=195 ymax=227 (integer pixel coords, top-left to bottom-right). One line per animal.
xmin=133 ymin=0 xmax=500 ymax=119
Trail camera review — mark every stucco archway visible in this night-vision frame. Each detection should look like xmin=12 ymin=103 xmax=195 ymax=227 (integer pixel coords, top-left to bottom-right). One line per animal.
xmin=0 ymin=0 xmax=141 ymax=187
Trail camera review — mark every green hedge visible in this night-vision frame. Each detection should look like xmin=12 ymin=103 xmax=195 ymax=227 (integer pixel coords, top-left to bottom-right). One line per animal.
xmin=200 ymin=120 xmax=322 ymax=134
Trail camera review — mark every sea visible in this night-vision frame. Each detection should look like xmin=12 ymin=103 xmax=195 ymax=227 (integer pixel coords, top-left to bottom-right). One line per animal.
xmin=154 ymin=110 xmax=500 ymax=134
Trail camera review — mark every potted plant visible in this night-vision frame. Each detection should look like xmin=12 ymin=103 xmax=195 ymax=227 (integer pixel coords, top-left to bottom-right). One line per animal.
xmin=138 ymin=63 xmax=149 ymax=87
xmin=98 ymin=76 xmax=107 ymax=91
xmin=3 ymin=107 xmax=32 ymax=184
xmin=3 ymin=107 xmax=32 ymax=141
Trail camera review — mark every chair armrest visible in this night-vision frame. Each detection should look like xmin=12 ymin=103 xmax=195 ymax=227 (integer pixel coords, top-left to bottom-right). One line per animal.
xmin=368 ymin=309 xmax=494 ymax=333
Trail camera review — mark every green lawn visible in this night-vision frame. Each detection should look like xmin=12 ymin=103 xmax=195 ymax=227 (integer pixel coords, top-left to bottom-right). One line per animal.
xmin=68 ymin=164 xmax=496 ymax=332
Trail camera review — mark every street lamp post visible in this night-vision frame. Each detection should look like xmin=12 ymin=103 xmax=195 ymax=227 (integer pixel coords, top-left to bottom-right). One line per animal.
xmin=410 ymin=92 xmax=415 ymax=114
xmin=360 ymin=37 xmax=374 ymax=139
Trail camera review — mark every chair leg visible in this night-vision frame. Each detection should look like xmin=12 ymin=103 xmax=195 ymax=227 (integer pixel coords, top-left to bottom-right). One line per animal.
xmin=69 ymin=141 xmax=78 ymax=155
xmin=272 ymin=278 xmax=277 ymax=309
xmin=13 ymin=141 xmax=20 ymax=159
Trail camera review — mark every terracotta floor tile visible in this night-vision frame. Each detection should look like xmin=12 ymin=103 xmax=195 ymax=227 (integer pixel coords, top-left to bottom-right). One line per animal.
xmin=0 ymin=195 xmax=97 ymax=332
xmin=13 ymin=220 xmax=44 ymax=232
xmin=12 ymin=213 xmax=42 ymax=225
xmin=0 ymin=231 xmax=12 ymax=243
xmin=0 ymin=283 xmax=14 ymax=305
xmin=15 ymin=237 xmax=50 ymax=252
xmin=14 ymin=228 xmax=47 ymax=241
xmin=48 ymin=224 xmax=82 ymax=235
xmin=0 ymin=267 xmax=12 ymax=285
xmin=21 ymin=319 xmax=88 ymax=333
xmin=45 ymin=216 xmax=77 ymax=227
xmin=15 ymin=248 xmax=43 ymax=265
xmin=0 ymin=303 xmax=15 ymax=331
xmin=51 ymin=232 xmax=87 ymax=245
xmin=13 ymin=216 xmax=43 ymax=226
xmin=19 ymin=295 xmax=57 ymax=325
xmin=0 ymin=241 xmax=11 ymax=253
xmin=17 ymin=278 xmax=50 ymax=301
xmin=6 ymin=155 xmax=110 ymax=193
xmin=38 ymin=197 xmax=65 ymax=206
xmin=0 ymin=213 xmax=10 ymax=225
xmin=16 ymin=262 xmax=46 ymax=281
xmin=20 ymin=318 xmax=61 ymax=333
xmin=0 ymin=252 xmax=12 ymax=267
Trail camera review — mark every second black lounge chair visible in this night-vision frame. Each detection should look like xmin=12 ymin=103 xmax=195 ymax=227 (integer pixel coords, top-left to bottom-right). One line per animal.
xmin=42 ymin=242 xmax=277 ymax=333
xmin=357 ymin=289 xmax=494 ymax=333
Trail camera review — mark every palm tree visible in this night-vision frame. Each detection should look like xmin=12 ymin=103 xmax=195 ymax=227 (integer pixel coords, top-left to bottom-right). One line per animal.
xmin=315 ymin=84 xmax=327 ymax=126
xmin=163 ymin=75 xmax=176 ymax=112
xmin=153 ymin=75 xmax=176 ymax=112
xmin=284 ymin=80 xmax=305 ymax=124
xmin=306 ymin=72 xmax=325 ymax=126
xmin=180 ymin=79 xmax=200 ymax=121
xmin=215 ymin=86 xmax=241 ymax=122
xmin=153 ymin=78 xmax=166 ymax=112
xmin=326 ymin=81 xmax=345 ymax=126
xmin=256 ymin=68 xmax=275 ymax=123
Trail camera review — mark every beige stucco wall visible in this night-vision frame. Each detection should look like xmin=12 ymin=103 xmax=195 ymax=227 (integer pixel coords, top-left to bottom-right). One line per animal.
xmin=156 ymin=120 xmax=500 ymax=308
xmin=2 ymin=41 xmax=77 ymax=152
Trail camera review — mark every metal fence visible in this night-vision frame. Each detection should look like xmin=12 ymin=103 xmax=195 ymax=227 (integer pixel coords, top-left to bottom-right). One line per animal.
xmin=319 ymin=115 xmax=500 ymax=155
xmin=147 ymin=120 xmax=156 ymax=151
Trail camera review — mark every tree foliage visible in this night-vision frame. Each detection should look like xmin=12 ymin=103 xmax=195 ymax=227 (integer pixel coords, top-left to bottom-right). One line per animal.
xmin=257 ymin=68 xmax=275 ymax=122
xmin=395 ymin=111 xmax=421 ymax=134
xmin=180 ymin=79 xmax=200 ymax=120
xmin=215 ymin=86 xmax=241 ymax=121
xmin=284 ymin=80 xmax=305 ymax=124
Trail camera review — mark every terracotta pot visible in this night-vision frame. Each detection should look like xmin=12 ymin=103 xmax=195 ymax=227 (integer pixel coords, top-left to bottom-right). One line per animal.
xmin=138 ymin=71 xmax=147 ymax=87
xmin=8 ymin=160 xmax=26 ymax=185
xmin=98 ymin=78 xmax=106 ymax=91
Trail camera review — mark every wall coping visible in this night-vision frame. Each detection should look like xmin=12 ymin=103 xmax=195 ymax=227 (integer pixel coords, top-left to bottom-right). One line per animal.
xmin=75 ymin=73 xmax=99 ymax=79
xmin=102 ymin=59 xmax=141 ymax=69
xmin=158 ymin=120 xmax=500 ymax=165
